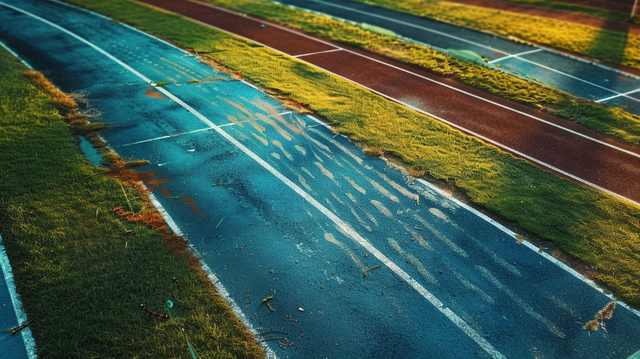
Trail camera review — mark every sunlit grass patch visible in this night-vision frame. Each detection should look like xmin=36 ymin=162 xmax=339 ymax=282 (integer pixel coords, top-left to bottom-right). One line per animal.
xmin=0 ymin=47 xmax=264 ymax=358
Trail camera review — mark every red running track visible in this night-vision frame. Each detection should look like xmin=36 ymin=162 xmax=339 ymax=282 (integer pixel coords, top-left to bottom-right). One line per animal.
xmin=139 ymin=0 xmax=640 ymax=204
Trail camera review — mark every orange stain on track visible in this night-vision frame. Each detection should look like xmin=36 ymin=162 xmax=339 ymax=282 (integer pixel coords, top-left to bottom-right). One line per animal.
xmin=183 ymin=196 xmax=201 ymax=214
xmin=145 ymin=87 xmax=167 ymax=99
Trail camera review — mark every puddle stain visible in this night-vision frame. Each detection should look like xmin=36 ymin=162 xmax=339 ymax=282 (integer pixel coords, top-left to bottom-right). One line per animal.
xmin=324 ymin=198 xmax=340 ymax=215
xmin=300 ymin=131 xmax=333 ymax=153
xmin=370 ymin=179 xmax=399 ymax=203
xmin=429 ymin=208 xmax=451 ymax=223
xmin=295 ymin=145 xmax=307 ymax=156
xmin=349 ymin=206 xmax=371 ymax=232
xmin=298 ymin=174 xmax=313 ymax=192
xmin=324 ymin=232 xmax=367 ymax=273
xmin=314 ymin=162 xmax=340 ymax=186
xmin=271 ymin=152 xmax=281 ymax=160
xmin=343 ymin=175 xmax=366 ymax=194
xmin=312 ymin=150 xmax=324 ymax=163
xmin=345 ymin=192 xmax=378 ymax=227
xmin=330 ymin=192 xmax=345 ymax=206
xmin=444 ymin=261 xmax=495 ymax=304
xmin=546 ymin=293 xmax=580 ymax=320
xmin=226 ymin=114 xmax=244 ymax=127
xmin=224 ymin=98 xmax=266 ymax=134
xmin=476 ymin=265 xmax=565 ymax=338
xmin=252 ymin=98 xmax=303 ymax=134
xmin=252 ymin=133 xmax=268 ymax=146
xmin=371 ymin=200 xmax=394 ymax=219
xmin=301 ymin=167 xmax=315 ymax=179
xmin=387 ymin=238 xmax=438 ymax=284
xmin=465 ymin=234 xmax=522 ymax=277
xmin=414 ymin=214 xmax=469 ymax=258
xmin=144 ymin=87 xmax=168 ymax=99
xmin=256 ymin=112 xmax=293 ymax=141
xmin=309 ymin=127 xmax=363 ymax=165
xmin=183 ymin=196 xmax=201 ymax=214
xmin=376 ymin=171 xmax=419 ymax=202
xmin=272 ymin=140 xmax=294 ymax=160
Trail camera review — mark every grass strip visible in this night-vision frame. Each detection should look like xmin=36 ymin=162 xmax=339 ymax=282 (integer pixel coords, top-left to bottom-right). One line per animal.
xmin=347 ymin=0 xmax=640 ymax=71
xmin=199 ymin=0 xmax=640 ymax=145
xmin=0 ymin=47 xmax=264 ymax=358
xmin=494 ymin=0 xmax=632 ymax=23
xmin=61 ymin=0 xmax=640 ymax=308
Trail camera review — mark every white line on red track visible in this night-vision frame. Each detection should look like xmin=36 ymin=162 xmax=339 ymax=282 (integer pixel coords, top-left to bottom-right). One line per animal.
xmin=1 ymin=3 xmax=507 ymax=357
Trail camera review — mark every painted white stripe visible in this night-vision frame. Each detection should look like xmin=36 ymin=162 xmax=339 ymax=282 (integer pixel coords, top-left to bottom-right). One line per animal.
xmin=4 ymin=7 xmax=506 ymax=357
xmin=119 ymin=127 xmax=215 ymax=147
xmin=0 ymin=40 xmax=33 ymax=69
xmin=488 ymin=48 xmax=543 ymax=64
xmin=182 ymin=0 xmax=640 ymax=162
xmin=147 ymin=194 xmax=277 ymax=359
xmin=0 ymin=236 xmax=38 ymax=359
xmin=298 ymin=0 xmax=640 ymax=105
xmin=293 ymin=48 xmax=343 ymax=58
xmin=597 ymin=87 xmax=640 ymax=103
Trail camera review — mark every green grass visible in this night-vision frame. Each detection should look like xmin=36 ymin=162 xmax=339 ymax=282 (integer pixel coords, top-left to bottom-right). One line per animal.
xmin=490 ymin=0 xmax=632 ymax=23
xmin=0 ymin=48 xmax=264 ymax=358
xmin=349 ymin=0 xmax=640 ymax=70
xmin=61 ymin=0 xmax=640 ymax=308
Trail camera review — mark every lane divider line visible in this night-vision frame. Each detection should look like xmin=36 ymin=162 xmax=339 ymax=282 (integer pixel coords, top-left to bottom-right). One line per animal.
xmin=293 ymin=48 xmax=343 ymax=58
xmin=0 ymin=40 xmax=33 ymax=69
xmin=297 ymin=0 xmax=640 ymax=103
xmin=488 ymin=48 xmax=543 ymax=63
xmin=119 ymin=127 xmax=216 ymax=147
xmin=183 ymin=0 xmax=640 ymax=161
xmin=2 ymin=4 xmax=507 ymax=357
xmin=597 ymin=87 xmax=640 ymax=103
xmin=0 ymin=235 xmax=38 ymax=359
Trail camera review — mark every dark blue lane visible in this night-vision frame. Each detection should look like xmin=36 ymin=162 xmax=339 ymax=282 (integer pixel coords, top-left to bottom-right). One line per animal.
xmin=2 ymin=0 xmax=640 ymax=358
xmin=275 ymin=0 xmax=640 ymax=114
xmin=0 ymin=237 xmax=34 ymax=359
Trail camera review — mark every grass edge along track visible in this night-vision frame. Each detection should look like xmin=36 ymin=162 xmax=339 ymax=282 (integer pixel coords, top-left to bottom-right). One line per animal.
xmin=0 ymin=47 xmax=265 ymax=358
xmin=61 ymin=0 xmax=640 ymax=310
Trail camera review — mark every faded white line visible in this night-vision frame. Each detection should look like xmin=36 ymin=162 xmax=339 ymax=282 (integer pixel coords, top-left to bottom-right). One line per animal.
xmin=597 ymin=87 xmax=640 ymax=103
xmin=119 ymin=127 xmax=216 ymax=147
xmin=0 ymin=236 xmax=37 ymax=359
xmin=0 ymin=40 xmax=33 ymax=69
xmin=488 ymin=48 xmax=543 ymax=64
xmin=181 ymin=0 xmax=640 ymax=163
xmin=293 ymin=48 xmax=343 ymax=58
xmin=7 ymin=6 xmax=506 ymax=357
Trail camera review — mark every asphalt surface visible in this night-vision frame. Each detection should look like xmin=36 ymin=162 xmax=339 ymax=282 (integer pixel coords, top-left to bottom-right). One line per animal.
xmin=0 ymin=236 xmax=34 ymax=359
xmin=1 ymin=0 xmax=640 ymax=358
xmin=274 ymin=0 xmax=640 ymax=115
xmin=140 ymin=0 xmax=640 ymax=205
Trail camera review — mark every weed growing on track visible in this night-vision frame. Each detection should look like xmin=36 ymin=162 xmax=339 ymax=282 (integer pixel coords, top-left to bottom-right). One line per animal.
xmin=0 ymin=48 xmax=264 ymax=358
xmin=63 ymin=0 xmax=640 ymax=308
xmin=198 ymin=0 xmax=640 ymax=145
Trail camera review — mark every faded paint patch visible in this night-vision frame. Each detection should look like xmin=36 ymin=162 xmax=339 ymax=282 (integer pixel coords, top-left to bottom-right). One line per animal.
xmin=272 ymin=140 xmax=293 ymax=160
xmin=256 ymin=113 xmax=292 ymax=141
xmin=145 ymin=87 xmax=167 ymax=99
xmin=370 ymin=179 xmax=399 ymax=203
xmin=183 ymin=196 xmax=200 ymax=214
xmin=429 ymin=208 xmax=450 ymax=222
xmin=343 ymin=175 xmax=366 ymax=194
xmin=226 ymin=114 xmax=244 ymax=127
xmin=371 ymin=200 xmax=393 ymax=219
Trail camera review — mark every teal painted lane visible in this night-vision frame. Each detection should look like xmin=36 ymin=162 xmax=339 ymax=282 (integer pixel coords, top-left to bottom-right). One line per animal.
xmin=0 ymin=236 xmax=35 ymax=359
xmin=1 ymin=0 xmax=640 ymax=358
xmin=276 ymin=0 xmax=640 ymax=115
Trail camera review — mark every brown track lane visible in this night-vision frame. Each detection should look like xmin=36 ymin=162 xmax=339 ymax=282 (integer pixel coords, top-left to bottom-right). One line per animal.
xmin=139 ymin=0 xmax=640 ymax=204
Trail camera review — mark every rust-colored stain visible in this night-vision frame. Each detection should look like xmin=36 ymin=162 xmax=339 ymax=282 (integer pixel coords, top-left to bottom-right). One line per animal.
xmin=136 ymin=170 xmax=172 ymax=197
xmin=183 ymin=196 xmax=201 ymax=214
xmin=145 ymin=87 xmax=167 ymax=99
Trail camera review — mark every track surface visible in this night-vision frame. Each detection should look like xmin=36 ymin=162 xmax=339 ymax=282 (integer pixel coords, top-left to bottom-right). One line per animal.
xmin=2 ymin=0 xmax=640 ymax=358
xmin=275 ymin=0 xmax=640 ymax=115
xmin=139 ymin=0 xmax=640 ymax=205
xmin=0 ymin=238 xmax=31 ymax=359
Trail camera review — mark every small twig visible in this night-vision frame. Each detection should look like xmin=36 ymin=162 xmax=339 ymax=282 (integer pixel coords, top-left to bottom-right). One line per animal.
xmin=211 ymin=183 xmax=224 ymax=187
xmin=364 ymin=265 xmax=381 ymax=277
xmin=332 ymin=132 xmax=340 ymax=139
xmin=414 ymin=226 xmax=423 ymax=230
xmin=261 ymin=337 xmax=288 ymax=341
xmin=266 ymin=303 xmax=276 ymax=312
xmin=215 ymin=216 xmax=226 ymax=229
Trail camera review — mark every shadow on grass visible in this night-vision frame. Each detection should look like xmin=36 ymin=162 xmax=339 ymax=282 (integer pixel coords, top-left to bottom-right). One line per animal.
xmin=587 ymin=27 xmax=628 ymax=64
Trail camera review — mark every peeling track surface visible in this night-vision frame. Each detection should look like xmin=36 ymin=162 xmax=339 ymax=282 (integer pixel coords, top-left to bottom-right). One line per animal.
xmin=139 ymin=0 xmax=640 ymax=205
xmin=1 ymin=0 xmax=640 ymax=358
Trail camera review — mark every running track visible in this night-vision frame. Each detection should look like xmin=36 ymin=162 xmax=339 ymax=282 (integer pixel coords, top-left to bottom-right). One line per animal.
xmin=141 ymin=0 xmax=640 ymax=204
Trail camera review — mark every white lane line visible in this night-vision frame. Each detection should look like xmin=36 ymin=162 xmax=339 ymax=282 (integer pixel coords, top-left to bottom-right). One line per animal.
xmin=278 ymin=110 xmax=293 ymax=115
xmin=6 ymin=6 xmax=506 ymax=357
xmin=119 ymin=127 xmax=216 ymax=147
xmin=301 ymin=0 xmax=640 ymax=104
xmin=0 ymin=236 xmax=37 ymax=359
xmin=183 ymin=0 xmax=640 ymax=162
xmin=293 ymin=48 xmax=343 ymax=58
xmin=303 ymin=0 xmax=509 ymax=55
xmin=0 ymin=40 xmax=33 ymax=69
xmin=597 ymin=87 xmax=640 ymax=103
xmin=488 ymin=48 xmax=543 ymax=64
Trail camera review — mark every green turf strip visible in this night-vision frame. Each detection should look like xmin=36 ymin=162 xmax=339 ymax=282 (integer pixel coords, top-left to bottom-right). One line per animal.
xmin=196 ymin=0 xmax=640 ymax=146
xmin=0 ymin=47 xmax=264 ymax=358
xmin=59 ymin=0 xmax=640 ymax=310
